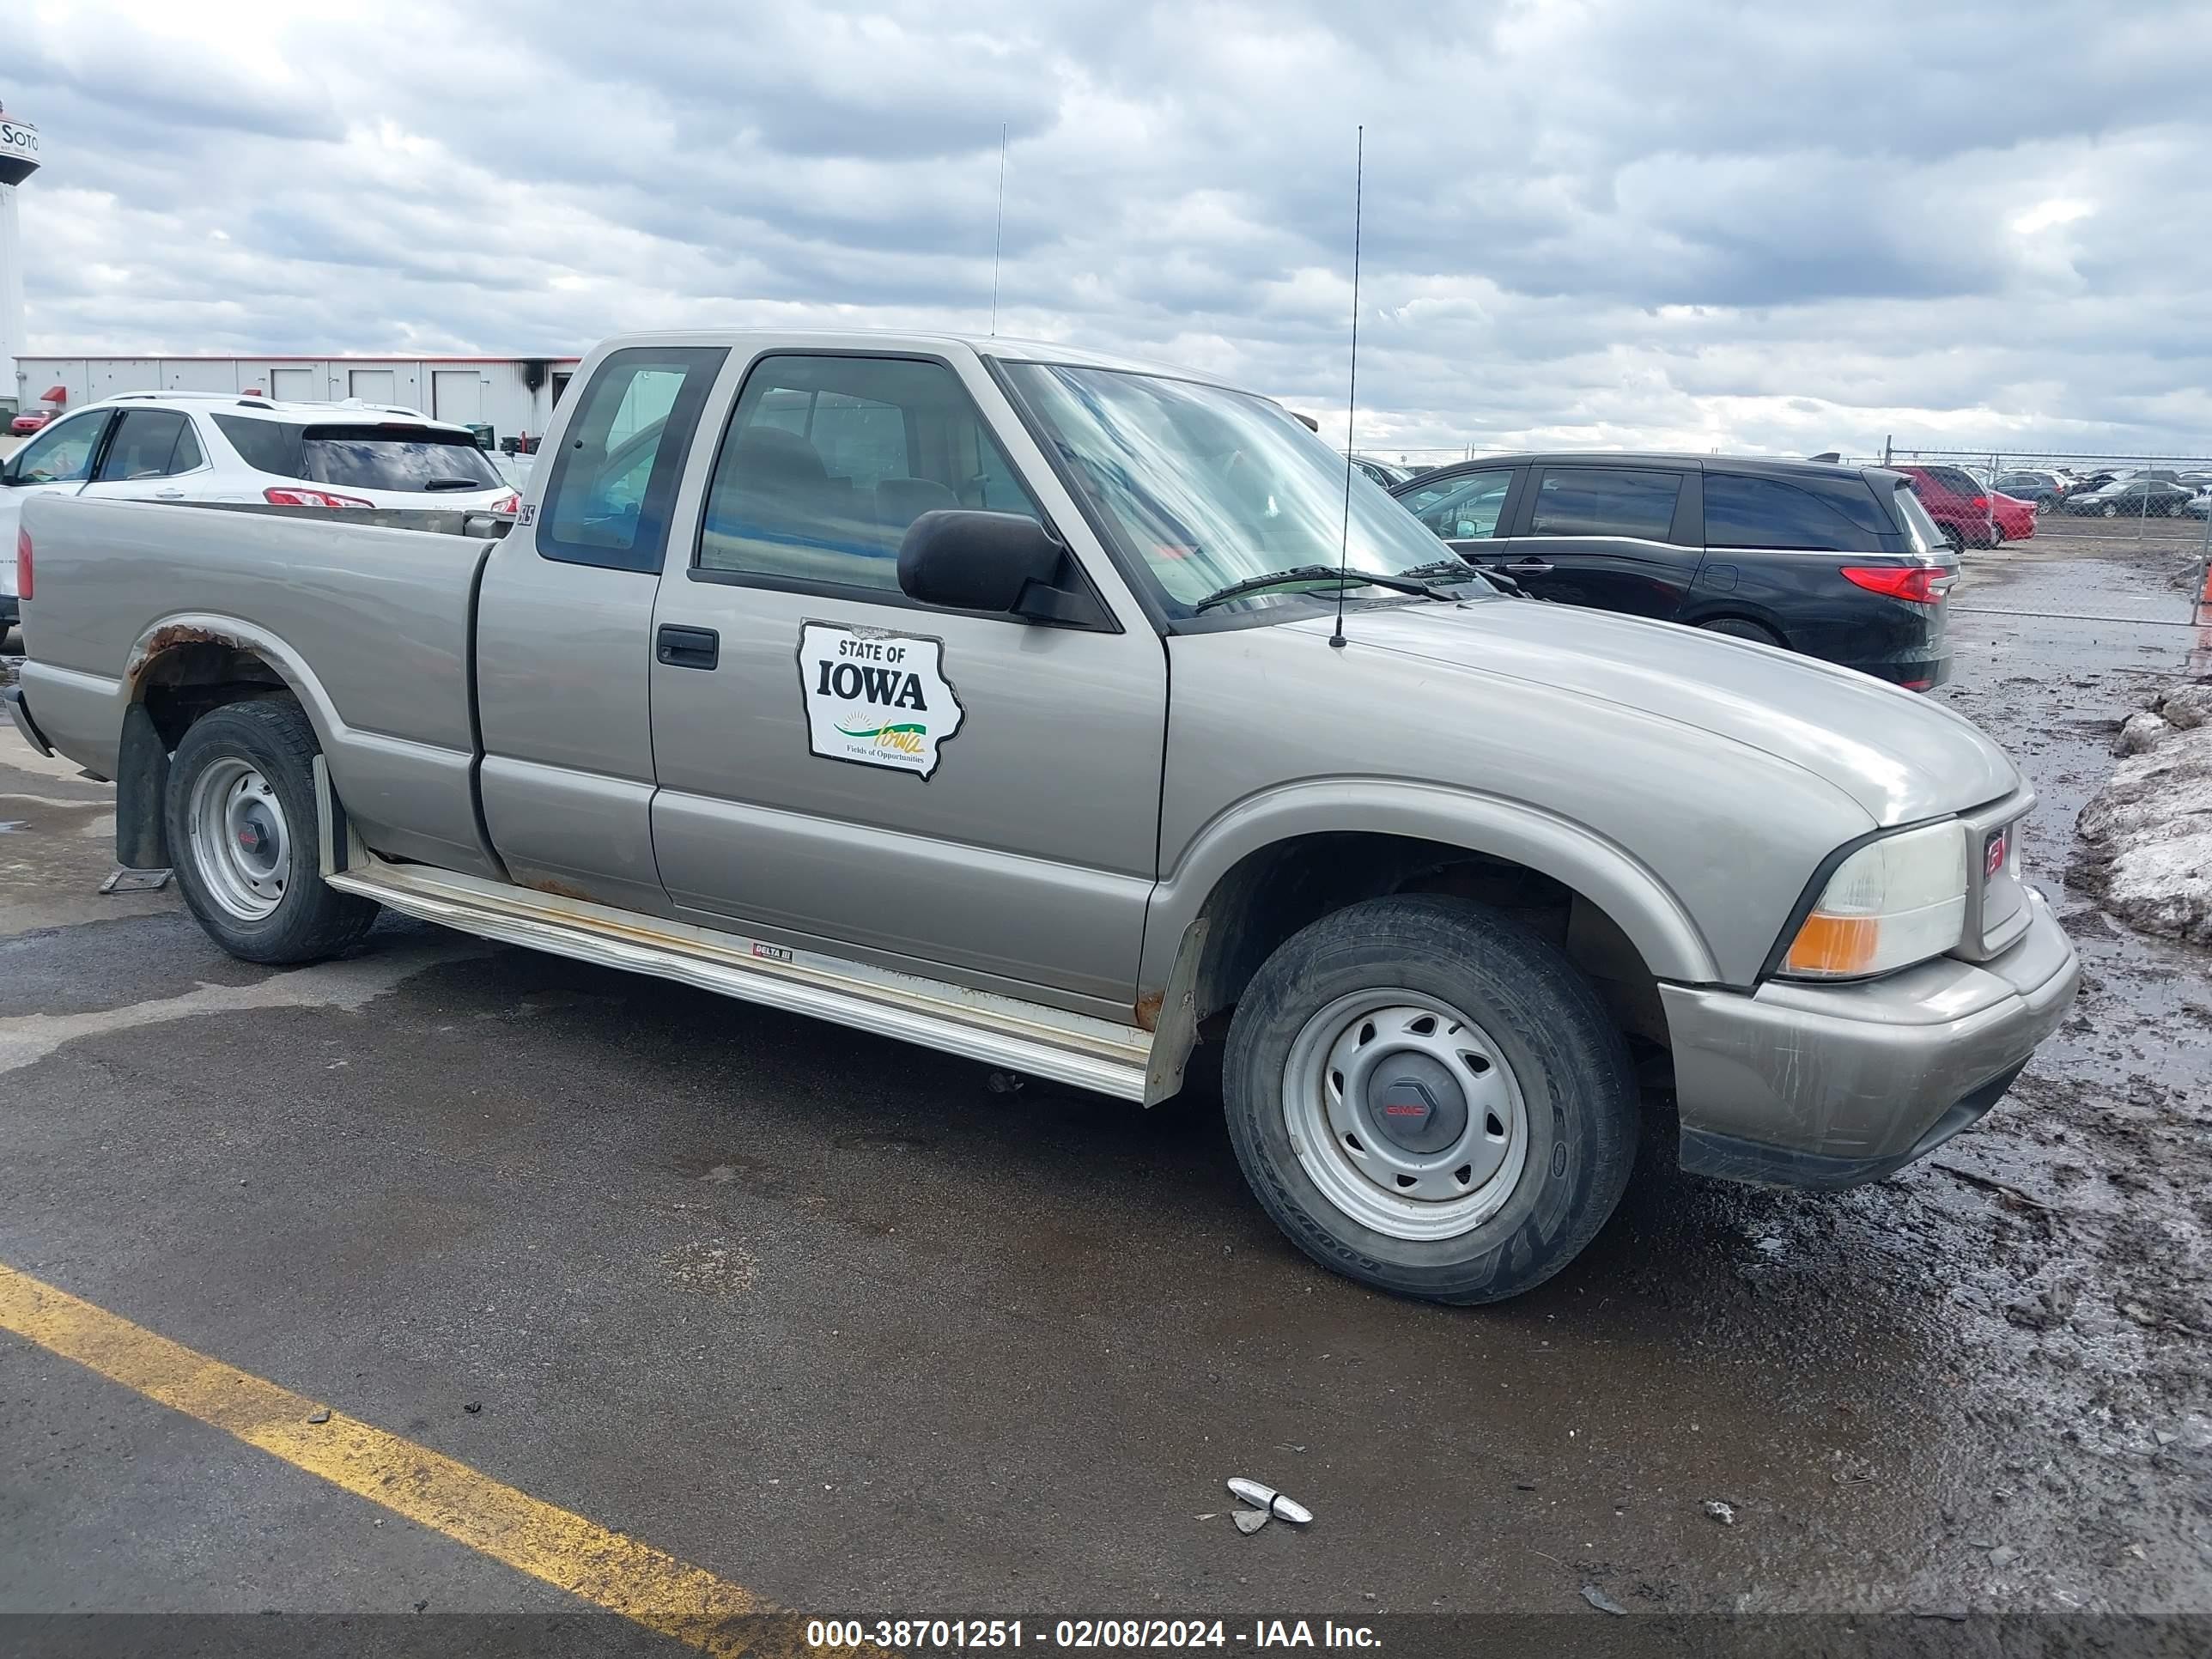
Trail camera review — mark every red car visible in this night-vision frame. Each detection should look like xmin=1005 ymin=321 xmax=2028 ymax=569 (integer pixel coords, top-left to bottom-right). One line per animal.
xmin=8 ymin=410 xmax=51 ymax=436
xmin=1893 ymin=464 xmax=2036 ymax=550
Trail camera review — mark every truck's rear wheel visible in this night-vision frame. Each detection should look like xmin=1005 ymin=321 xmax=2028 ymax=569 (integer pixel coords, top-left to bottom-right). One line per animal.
xmin=165 ymin=700 xmax=379 ymax=963
xmin=1222 ymin=895 xmax=1637 ymax=1305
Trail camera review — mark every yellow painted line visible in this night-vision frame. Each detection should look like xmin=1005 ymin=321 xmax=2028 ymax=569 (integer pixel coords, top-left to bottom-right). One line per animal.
xmin=0 ymin=1261 xmax=881 ymax=1658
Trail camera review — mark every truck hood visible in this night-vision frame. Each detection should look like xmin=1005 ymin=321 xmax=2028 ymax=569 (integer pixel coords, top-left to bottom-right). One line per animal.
xmin=1289 ymin=599 xmax=2020 ymax=826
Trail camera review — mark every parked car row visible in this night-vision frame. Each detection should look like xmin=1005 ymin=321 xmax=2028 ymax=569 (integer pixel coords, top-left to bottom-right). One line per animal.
xmin=1960 ymin=462 xmax=2211 ymax=519
xmin=2057 ymin=475 xmax=2205 ymax=518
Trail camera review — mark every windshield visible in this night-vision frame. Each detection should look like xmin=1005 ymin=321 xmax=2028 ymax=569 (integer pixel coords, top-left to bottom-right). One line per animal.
xmin=1003 ymin=362 xmax=1455 ymax=617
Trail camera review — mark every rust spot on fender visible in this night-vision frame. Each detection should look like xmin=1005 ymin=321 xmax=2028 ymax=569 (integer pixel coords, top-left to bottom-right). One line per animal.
xmin=1134 ymin=989 xmax=1164 ymax=1031
xmin=125 ymin=623 xmax=245 ymax=685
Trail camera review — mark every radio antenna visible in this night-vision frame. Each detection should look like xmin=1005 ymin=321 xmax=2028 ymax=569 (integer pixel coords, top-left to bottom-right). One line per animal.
xmin=1329 ymin=125 xmax=1364 ymax=651
xmin=989 ymin=122 xmax=1008 ymax=336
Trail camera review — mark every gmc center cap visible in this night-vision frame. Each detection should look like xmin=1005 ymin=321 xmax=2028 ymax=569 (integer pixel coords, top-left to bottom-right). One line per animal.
xmin=1366 ymin=1053 xmax=1468 ymax=1155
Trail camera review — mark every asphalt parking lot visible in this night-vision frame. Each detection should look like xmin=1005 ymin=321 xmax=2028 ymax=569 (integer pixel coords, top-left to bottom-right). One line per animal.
xmin=3 ymin=525 xmax=2210 ymax=1655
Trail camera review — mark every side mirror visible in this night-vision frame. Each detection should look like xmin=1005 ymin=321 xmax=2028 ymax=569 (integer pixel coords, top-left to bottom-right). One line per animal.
xmin=897 ymin=509 xmax=1099 ymax=625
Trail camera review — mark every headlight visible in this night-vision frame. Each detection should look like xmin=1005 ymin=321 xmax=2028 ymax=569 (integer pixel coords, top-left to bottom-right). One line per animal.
xmin=1779 ymin=820 xmax=1969 ymax=980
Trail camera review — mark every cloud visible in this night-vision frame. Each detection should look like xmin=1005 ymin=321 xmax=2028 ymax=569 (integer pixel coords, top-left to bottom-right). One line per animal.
xmin=2 ymin=0 xmax=2208 ymax=459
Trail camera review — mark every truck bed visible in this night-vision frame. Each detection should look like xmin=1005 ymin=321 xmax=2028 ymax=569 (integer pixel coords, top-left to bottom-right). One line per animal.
xmin=15 ymin=494 xmax=507 ymax=875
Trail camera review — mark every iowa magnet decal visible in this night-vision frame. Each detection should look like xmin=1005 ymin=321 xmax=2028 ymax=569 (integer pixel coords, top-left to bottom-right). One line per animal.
xmin=797 ymin=621 xmax=965 ymax=779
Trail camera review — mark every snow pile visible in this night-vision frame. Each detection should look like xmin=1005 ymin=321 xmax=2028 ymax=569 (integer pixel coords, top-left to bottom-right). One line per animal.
xmin=2071 ymin=681 xmax=2212 ymax=945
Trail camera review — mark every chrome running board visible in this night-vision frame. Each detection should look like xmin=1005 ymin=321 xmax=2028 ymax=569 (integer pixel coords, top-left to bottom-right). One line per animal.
xmin=314 ymin=764 xmax=1153 ymax=1101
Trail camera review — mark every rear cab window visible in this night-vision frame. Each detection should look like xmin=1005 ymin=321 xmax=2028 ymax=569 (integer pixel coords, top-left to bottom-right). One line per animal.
xmin=537 ymin=346 xmax=730 ymax=572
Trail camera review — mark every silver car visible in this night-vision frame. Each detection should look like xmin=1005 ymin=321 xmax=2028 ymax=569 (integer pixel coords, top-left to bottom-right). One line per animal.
xmin=8 ymin=331 xmax=2080 ymax=1304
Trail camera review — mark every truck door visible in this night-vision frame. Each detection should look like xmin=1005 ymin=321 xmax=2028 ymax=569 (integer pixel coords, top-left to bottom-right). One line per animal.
xmin=1502 ymin=464 xmax=1702 ymax=620
xmin=473 ymin=344 xmax=730 ymax=914
xmin=644 ymin=349 xmax=1166 ymax=1017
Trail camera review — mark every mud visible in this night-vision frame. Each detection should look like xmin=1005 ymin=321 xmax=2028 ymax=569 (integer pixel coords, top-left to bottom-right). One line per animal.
xmin=1881 ymin=545 xmax=2212 ymax=1607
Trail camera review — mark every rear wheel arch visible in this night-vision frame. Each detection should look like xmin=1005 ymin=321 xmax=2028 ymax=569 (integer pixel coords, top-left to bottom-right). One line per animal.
xmin=117 ymin=619 xmax=347 ymax=869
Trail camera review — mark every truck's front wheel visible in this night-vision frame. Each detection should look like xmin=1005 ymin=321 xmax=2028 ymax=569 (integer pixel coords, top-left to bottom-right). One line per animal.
xmin=1222 ymin=895 xmax=1638 ymax=1305
xmin=165 ymin=700 xmax=380 ymax=963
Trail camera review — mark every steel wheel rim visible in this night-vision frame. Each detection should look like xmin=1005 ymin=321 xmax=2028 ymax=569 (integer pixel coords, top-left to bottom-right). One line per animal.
xmin=187 ymin=757 xmax=289 ymax=921
xmin=1281 ymin=989 xmax=1530 ymax=1242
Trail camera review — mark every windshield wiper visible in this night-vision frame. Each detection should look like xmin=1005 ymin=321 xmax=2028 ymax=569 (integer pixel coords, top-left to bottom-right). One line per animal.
xmin=1191 ymin=565 xmax=1441 ymax=613
xmin=1396 ymin=558 xmax=1483 ymax=583
xmin=421 ymin=477 xmax=490 ymax=492
xmin=1399 ymin=556 xmax=1524 ymax=598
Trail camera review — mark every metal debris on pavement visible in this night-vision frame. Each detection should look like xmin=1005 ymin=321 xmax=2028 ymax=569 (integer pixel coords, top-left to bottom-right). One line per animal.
xmin=1226 ymin=1477 xmax=1312 ymax=1525
xmin=306 ymin=1407 xmax=331 ymax=1424
xmin=99 ymin=866 xmax=173 ymax=894
xmin=1704 ymin=1499 xmax=1737 ymax=1525
xmin=1232 ymin=1510 xmax=1269 ymax=1535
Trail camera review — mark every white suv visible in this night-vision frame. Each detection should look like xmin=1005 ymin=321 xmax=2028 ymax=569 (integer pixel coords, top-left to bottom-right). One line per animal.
xmin=3 ymin=392 xmax=519 ymax=635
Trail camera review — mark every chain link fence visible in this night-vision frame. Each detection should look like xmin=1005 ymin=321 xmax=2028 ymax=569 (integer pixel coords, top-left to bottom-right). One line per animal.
xmin=1866 ymin=445 xmax=2212 ymax=556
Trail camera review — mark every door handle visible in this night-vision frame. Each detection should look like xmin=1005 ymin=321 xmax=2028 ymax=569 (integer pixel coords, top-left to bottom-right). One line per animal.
xmin=655 ymin=624 xmax=720 ymax=670
xmin=1501 ymin=560 xmax=1554 ymax=575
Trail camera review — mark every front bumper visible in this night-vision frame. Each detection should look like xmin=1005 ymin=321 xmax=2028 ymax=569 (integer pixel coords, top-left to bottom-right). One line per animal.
xmin=1662 ymin=888 xmax=2079 ymax=1190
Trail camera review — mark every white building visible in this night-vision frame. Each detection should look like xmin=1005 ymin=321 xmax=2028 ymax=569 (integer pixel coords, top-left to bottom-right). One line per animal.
xmin=12 ymin=354 xmax=583 ymax=447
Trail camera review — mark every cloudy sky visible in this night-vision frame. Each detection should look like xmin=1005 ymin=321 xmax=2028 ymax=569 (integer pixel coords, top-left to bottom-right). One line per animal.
xmin=4 ymin=0 xmax=2209 ymax=461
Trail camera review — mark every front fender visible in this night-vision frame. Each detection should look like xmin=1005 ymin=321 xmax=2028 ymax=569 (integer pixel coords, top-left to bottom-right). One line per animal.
xmin=1138 ymin=776 xmax=1723 ymax=994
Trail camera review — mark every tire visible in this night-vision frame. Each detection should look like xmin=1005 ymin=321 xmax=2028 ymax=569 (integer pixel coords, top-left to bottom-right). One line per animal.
xmin=164 ymin=699 xmax=380 ymax=964
xmin=1697 ymin=617 xmax=1784 ymax=647
xmin=1221 ymin=894 xmax=1638 ymax=1305
xmin=1989 ymin=521 xmax=2005 ymax=546
xmin=2101 ymin=501 xmax=2119 ymax=519
xmin=1942 ymin=525 xmax=1966 ymax=556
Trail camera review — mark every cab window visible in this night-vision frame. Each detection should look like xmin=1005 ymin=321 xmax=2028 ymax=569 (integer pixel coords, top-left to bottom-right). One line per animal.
xmin=537 ymin=346 xmax=729 ymax=572
xmin=696 ymin=355 xmax=1043 ymax=599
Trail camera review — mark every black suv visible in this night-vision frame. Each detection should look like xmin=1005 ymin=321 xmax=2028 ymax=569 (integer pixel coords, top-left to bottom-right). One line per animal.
xmin=1389 ymin=453 xmax=1959 ymax=690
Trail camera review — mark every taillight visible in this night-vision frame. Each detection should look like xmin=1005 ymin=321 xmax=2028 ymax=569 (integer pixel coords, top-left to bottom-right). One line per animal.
xmin=264 ymin=486 xmax=374 ymax=509
xmin=491 ymin=491 xmax=520 ymax=515
xmin=1970 ymin=495 xmax=1988 ymax=509
xmin=15 ymin=526 xmax=30 ymax=603
xmin=1842 ymin=565 xmax=1953 ymax=605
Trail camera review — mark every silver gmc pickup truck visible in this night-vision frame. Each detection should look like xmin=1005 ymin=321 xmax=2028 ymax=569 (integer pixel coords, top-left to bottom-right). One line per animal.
xmin=7 ymin=331 xmax=2081 ymax=1304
